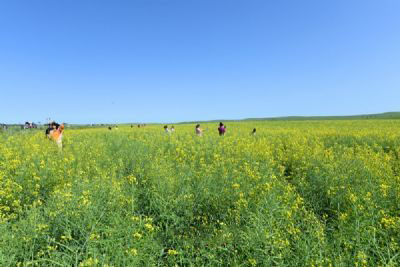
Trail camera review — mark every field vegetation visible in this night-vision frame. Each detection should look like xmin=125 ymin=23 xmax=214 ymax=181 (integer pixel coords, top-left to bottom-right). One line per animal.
xmin=1 ymin=120 xmax=400 ymax=266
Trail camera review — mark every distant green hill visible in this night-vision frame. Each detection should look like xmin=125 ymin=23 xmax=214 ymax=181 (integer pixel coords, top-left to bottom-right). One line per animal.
xmin=179 ymin=112 xmax=400 ymax=124
xmin=244 ymin=112 xmax=400 ymax=121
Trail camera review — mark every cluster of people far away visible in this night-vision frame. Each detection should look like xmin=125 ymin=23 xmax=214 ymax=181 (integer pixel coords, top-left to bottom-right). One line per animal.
xmin=164 ymin=122 xmax=257 ymax=137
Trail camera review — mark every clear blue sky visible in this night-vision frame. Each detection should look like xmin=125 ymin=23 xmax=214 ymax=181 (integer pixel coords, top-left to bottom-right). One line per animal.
xmin=1 ymin=0 xmax=399 ymax=124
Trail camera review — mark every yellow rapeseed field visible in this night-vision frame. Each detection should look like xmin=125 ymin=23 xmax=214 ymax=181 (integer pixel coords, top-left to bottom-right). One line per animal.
xmin=1 ymin=120 xmax=400 ymax=266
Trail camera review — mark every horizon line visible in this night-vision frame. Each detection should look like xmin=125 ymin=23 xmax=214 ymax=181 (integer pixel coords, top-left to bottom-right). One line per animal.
xmin=2 ymin=111 xmax=399 ymax=125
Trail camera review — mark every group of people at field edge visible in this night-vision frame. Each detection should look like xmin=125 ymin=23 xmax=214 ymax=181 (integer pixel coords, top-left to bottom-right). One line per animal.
xmin=45 ymin=121 xmax=64 ymax=149
xmin=134 ymin=124 xmax=146 ymax=128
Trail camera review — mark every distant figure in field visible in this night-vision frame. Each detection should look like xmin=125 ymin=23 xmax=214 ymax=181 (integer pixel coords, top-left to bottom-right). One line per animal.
xmin=195 ymin=124 xmax=203 ymax=136
xmin=137 ymin=124 xmax=140 ymax=128
xmin=46 ymin=122 xmax=64 ymax=149
xmin=108 ymin=126 xmax=112 ymax=130
xmin=171 ymin=126 xmax=175 ymax=132
xmin=115 ymin=125 xmax=119 ymax=130
xmin=164 ymin=125 xmax=170 ymax=134
xmin=252 ymin=128 xmax=256 ymax=136
xmin=218 ymin=122 xmax=226 ymax=136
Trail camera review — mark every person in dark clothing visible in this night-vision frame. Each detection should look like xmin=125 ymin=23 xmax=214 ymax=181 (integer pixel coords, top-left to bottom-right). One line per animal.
xmin=45 ymin=122 xmax=60 ymax=138
xmin=218 ymin=122 xmax=226 ymax=136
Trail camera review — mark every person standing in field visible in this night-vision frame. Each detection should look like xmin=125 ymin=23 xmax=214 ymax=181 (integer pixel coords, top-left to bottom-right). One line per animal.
xmin=171 ymin=126 xmax=175 ymax=133
xmin=218 ymin=122 xmax=226 ymax=136
xmin=252 ymin=128 xmax=256 ymax=136
xmin=195 ymin=124 xmax=203 ymax=136
xmin=46 ymin=122 xmax=64 ymax=149
xmin=164 ymin=125 xmax=170 ymax=134
xmin=53 ymin=124 xmax=64 ymax=149
xmin=45 ymin=123 xmax=54 ymax=137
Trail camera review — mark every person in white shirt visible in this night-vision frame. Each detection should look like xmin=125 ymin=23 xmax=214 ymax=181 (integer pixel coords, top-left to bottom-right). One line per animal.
xmin=195 ymin=124 xmax=203 ymax=136
xmin=164 ymin=125 xmax=170 ymax=134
